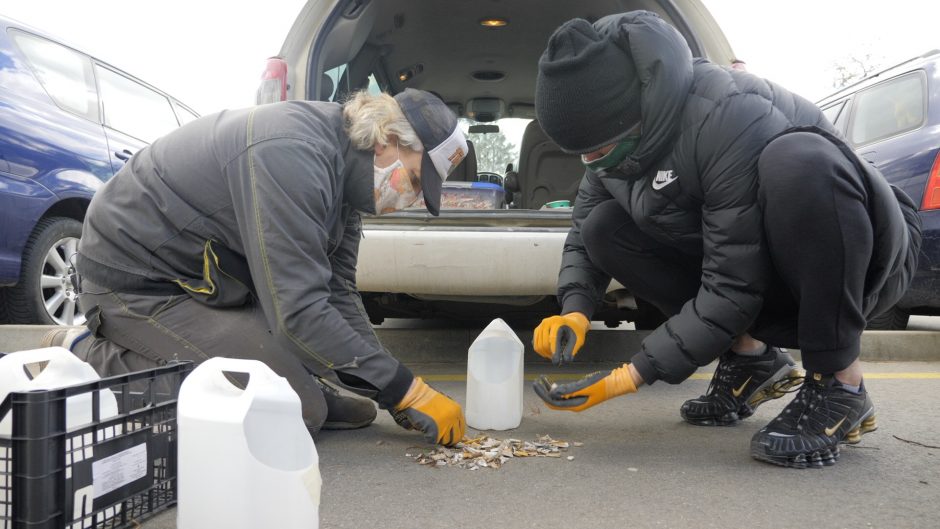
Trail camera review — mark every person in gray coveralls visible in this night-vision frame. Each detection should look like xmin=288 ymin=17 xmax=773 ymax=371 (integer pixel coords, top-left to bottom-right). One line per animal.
xmin=62 ymin=89 xmax=468 ymax=445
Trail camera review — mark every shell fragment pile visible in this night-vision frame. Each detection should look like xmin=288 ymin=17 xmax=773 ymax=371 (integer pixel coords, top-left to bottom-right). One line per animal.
xmin=409 ymin=435 xmax=583 ymax=470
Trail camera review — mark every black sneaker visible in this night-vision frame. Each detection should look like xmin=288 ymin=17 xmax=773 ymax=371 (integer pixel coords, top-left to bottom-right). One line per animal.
xmin=750 ymin=373 xmax=877 ymax=469
xmin=680 ymin=347 xmax=803 ymax=426
xmin=317 ymin=377 xmax=378 ymax=430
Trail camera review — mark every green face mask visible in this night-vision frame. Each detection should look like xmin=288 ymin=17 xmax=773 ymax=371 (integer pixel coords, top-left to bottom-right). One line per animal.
xmin=581 ymin=135 xmax=640 ymax=172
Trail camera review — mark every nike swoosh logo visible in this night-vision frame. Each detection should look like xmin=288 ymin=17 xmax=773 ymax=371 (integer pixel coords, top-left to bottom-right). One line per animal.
xmin=824 ymin=417 xmax=847 ymax=437
xmin=732 ymin=376 xmax=753 ymax=398
xmin=651 ymin=170 xmax=678 ymax=190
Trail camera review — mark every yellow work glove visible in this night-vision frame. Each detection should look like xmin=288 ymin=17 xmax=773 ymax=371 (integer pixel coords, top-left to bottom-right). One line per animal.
xmin=533 ymin=312 xmax=590 ymax=365
xmin=533 ymin=363 xmax=637 ymax=412
xmin=392 ymin=378 xmax=466 ymax=446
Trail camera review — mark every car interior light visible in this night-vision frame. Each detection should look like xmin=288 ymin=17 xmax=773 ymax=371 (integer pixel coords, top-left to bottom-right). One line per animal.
xmin=479 ymin=17 xmax=508 ymax=28
xmin=397 ymin=63 xmax=423 ymax=84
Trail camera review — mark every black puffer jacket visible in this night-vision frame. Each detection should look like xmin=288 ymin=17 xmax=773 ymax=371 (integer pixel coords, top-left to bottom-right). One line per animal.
xmin=557 ymin=12 xmax=911 ymax=384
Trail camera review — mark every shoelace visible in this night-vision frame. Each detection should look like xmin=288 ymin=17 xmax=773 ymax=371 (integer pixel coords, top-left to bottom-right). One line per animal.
xmin=314 ymin=376 xmax=341 ymax=397
xmin=774 ymin=378 xmax=827 ymax=430
xmin=704 ymin=358 xmax=740 ymax=397
xmin=770 ymin=374 xmax=805 ymax=395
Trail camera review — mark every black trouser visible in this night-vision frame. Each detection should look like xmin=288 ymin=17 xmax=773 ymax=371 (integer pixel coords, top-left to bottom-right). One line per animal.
xmin=581 ymin=133 xmax=906 ymax=374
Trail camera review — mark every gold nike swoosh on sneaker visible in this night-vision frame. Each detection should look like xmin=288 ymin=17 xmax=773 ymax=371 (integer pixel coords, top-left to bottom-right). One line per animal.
xmin=824 ymin=417 xmax=847 ymax=437
xmin=731 ymin=376 xmax=753 ymax=398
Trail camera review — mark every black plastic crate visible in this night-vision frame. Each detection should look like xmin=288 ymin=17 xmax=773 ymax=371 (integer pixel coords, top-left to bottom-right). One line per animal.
xmin=1 ymin=362 xmax=193 ymax=529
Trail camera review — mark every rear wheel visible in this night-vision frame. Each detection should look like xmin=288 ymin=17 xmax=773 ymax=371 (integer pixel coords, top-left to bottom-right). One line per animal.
xmin=0 ymin=289 xmax=11 ymax=323
xmin=866 ymin=305 xmax=910 ymax=330
xmin=0 ymin=217 xmax=85 ymax=325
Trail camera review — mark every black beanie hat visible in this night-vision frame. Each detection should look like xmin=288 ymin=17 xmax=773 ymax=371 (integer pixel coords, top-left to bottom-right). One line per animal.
xmin=536 ymin=18 xmax=641 ymax=154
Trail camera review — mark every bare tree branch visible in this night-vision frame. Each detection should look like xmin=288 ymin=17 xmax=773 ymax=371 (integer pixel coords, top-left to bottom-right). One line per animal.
xmin=831 ymin=52 xmax=882 ymax=89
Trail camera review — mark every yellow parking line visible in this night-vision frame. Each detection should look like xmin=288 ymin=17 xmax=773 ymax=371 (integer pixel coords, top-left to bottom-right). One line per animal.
xmin=421 ymin=372 xmax=940 ymax=382
xmin=860 ymin=373 xmax=940 ymax=379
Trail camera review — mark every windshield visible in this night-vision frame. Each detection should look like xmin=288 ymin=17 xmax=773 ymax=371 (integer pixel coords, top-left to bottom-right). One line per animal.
xmin=459 ymin=117 xmax=531 ymax=175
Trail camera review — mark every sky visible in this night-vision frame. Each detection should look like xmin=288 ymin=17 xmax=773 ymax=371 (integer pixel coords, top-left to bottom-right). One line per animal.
xmin=2 ymin=0 xmax=938 ymax=117
xmin=705 ymin=0 xmax=940 ymax=101
xmin=2 ymin=0 xmax=306 ymax=115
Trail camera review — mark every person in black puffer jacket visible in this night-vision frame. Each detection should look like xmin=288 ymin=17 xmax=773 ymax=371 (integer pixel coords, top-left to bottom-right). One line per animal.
xmin=530 ymin=11 xmax=922 ymax=468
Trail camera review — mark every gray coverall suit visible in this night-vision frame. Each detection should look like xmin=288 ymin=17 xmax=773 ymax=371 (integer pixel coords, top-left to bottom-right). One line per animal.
xmin=74 ymin=101 xmax=415 ymax=433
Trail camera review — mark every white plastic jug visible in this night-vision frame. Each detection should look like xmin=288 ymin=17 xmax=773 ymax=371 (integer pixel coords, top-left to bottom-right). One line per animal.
xmin=177 ymin=357 xmax=320 ymax=529
xmin=465 ymin=318 xmax=524 ymax=430
xmin=0 ymin=346 xmax=119 ymax=434
xmin=0 ymin=347 xmax=119 ymax=529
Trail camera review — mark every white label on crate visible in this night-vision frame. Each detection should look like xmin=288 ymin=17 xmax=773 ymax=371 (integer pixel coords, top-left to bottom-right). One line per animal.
xmin=91 ymin=443 xmax=147 ymax=498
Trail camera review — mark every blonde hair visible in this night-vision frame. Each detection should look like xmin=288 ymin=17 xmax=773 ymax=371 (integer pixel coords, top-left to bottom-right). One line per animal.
xmin=343 ymin=91 xmax=423 ymax=151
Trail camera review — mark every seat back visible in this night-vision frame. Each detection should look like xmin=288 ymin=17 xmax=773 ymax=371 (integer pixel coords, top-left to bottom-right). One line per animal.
xmin=446 ymin=139 xmax=478 ymax=182
xmin=516 ymin=121 xmax=583 ymax=209
xmin=320 ymin=73 xmax=335 ymax=101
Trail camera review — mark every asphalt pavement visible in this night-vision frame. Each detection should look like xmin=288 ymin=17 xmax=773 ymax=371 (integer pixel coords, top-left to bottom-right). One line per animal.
xmin=141 ymin=360 xmax=940 ymax=529
xmin=2 ymin=323 xmax=938 ymax=528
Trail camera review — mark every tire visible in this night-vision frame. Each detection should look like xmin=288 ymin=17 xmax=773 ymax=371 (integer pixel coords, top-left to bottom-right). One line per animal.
xmin=0 ymin=217 xmax=85 ymax=325
xmin=866 ymin=305 xmax=910 ymax=330
xmin=0 ymin=288 xmax=11 ymax=324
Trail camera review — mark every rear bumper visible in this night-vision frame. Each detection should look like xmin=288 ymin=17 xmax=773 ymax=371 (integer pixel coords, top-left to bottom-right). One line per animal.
xmin=901 ymin=209 xmax=940 ymax=311
xmin=357 ymin=228 xmax=569 ymax=296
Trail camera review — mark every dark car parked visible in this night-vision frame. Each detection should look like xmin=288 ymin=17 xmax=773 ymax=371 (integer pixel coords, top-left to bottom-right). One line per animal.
xmin=817 ymin=49 xmax=940 ymax=329
xmin=0 ymin=16 xmax=198 ymax=325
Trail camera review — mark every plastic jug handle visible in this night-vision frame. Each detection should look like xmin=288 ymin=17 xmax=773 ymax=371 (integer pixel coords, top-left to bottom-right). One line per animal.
xmin=0 ymin=346 xmax=86 ymax=369
xmin=191 ymin=357 xmax=283 ymax=392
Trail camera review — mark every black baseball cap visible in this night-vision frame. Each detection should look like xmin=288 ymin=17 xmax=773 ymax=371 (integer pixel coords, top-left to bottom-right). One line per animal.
xmin=394 ymin=89 xmax=468 ymax=215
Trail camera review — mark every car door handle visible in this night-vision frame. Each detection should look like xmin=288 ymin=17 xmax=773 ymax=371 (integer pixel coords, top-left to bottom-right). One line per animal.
xmin=114 ymin=149 xmax=134 ymax=161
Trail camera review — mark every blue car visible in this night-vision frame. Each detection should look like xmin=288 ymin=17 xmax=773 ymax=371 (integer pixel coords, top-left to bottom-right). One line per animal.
xmin=0 ymin=16 xmax=198 ymax=325
xmin=817 ymin=49 xmax=940 ymax=329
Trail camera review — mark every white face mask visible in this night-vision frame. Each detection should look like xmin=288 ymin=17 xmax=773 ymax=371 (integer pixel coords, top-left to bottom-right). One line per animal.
xmin=373 ymin=155 xmax=421 ymax=215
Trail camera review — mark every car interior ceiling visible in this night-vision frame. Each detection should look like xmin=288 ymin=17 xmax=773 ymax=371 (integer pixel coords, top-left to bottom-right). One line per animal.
xmin=315 ymin=0 xmax=696 ymax=209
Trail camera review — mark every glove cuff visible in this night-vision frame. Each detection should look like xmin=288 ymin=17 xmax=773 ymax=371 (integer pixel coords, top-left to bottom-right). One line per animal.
xmin=375 ymin=363 xmax=416 ymax=410
xmin=606 ymin=363 xmax=638 ymax=398
xmin=393 ymin=377 xmax=433 ymax=412
xmin=565 ymin=311 xmax=591 ymax=333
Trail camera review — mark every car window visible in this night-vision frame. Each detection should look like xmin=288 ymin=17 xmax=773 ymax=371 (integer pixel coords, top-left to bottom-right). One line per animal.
xmin=95 ymin=65 xmax=179 ymax=143
xmin=849 ymin=72 xmax=926 ymax=145
xmin=461 ymin=118 xmax=529 ymax=174
xmin=173 ymin=102 xmax=199 ymax=125
xmin=323 ymin=64 xmax=381 ymax=102
xmin=821 ymin=100 xmax=847 ymax=127
xmin=9 ymin=30 xmax=98 ymax=121
xmin=322 ymin=64 xmax=345 ymax=101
